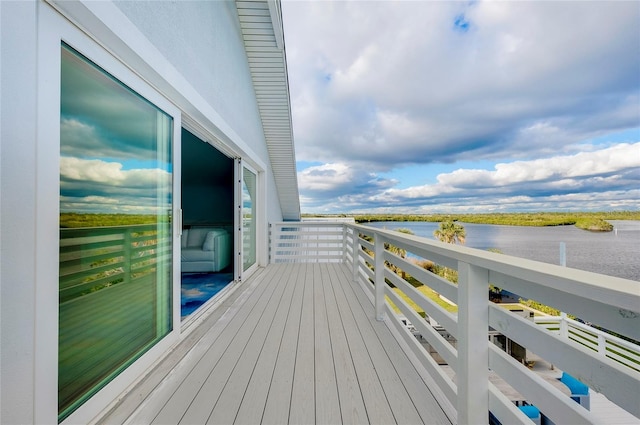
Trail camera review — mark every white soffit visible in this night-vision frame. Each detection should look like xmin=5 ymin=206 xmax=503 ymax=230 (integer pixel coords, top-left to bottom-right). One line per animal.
xmin=236 ymin=0 xmax=301 ymax=221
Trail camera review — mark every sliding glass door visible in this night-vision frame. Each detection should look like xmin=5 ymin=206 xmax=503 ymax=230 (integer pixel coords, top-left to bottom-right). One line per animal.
xmin=59 ymin=44 xmax=173 ymax=421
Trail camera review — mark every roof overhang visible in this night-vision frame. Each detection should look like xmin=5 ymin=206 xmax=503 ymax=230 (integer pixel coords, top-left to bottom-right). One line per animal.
xmin=236 ymin=0 xmax=301 ymax=221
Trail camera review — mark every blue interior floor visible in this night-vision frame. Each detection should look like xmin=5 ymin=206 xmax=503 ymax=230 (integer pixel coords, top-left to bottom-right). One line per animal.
xmin=181 ymin=272 xmax=233 ymax=318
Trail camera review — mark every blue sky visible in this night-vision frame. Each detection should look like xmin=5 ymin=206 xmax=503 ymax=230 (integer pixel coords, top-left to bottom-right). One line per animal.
xmin=281 ymin=1 xmax=640 ymax=214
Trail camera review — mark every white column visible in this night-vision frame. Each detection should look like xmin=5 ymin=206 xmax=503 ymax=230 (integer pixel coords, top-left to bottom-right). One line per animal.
xmin=457 ymin=262 xmax=489 ymax=425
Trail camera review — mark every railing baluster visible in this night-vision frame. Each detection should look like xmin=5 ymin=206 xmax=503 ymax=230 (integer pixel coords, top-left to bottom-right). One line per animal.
xmin=457 ymin=261 xmax=489 ymax=425
xmin=352 ymin=227 xmax=359 ymax=283
xmin=342 ymin=225 xmax=347 ymax=263
xmin=374 ymin=233 xmax=385 ymax=321
xmin=560 ymin=312 xmax=569 ymax=339
xmin=598 ymin=334 xmax=607 ymax=356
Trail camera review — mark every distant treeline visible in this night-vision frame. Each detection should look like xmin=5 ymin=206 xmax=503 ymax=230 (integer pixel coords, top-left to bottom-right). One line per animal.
xmin=60 ymin=213 xmax=168 ymax=228
xmin=303 ymin=211 xmax=640 ymax=231
xmin=62 ymin=211 xmax=639 ymax=231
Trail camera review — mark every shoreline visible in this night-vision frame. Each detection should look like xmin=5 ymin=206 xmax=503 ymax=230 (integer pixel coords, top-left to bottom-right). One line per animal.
xmin=302 ymin=211 xmax=640 ymax=232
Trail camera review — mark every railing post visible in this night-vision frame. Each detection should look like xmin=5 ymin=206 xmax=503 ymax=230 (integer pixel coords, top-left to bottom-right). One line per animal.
xmin=598 ymin=334 xmax=607 ymax=356
xmin=374 ymin=233 xmax=385 ymax=321
xmin=352 ymin=227 xmax=359 ymax=282
xmin=560 ymin=312 xmax=569 ymax=339
xmin=342 ymin=225 xmax=347 ymax=263
xmin=457 ymin=261 xmax=489 ymax=425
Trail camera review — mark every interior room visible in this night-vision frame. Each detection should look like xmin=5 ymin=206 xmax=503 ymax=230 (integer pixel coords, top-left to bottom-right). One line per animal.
xmin=180 ymin=128 xmax=234 ymax=318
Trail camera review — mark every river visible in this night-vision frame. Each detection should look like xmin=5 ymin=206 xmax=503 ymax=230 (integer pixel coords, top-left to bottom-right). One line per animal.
xmin=364 ymin=220 xmax=640 ymax=282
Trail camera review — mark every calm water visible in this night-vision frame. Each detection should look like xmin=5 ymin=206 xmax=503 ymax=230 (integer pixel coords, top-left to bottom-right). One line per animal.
xmin=364 ymin=220 xmax=640 ymax=281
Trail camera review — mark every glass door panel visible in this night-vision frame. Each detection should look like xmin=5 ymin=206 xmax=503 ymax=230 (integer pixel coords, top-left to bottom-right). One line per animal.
xmin=59 ymin=44 xmax=173 ymax=421
xmin=242 ymin=167 xmax=257 ymax=271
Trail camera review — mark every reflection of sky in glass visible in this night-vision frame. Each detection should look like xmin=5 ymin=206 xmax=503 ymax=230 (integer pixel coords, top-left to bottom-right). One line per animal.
xmin=60 ymin=45 xmax=172 ymax=215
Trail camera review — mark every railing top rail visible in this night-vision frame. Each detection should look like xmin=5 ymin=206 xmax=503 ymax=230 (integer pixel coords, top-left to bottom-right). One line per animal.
xmin=271 ymin=221 xmax=351 ymax=226
xmin=347 ymin=223 xmax=640 ymax=308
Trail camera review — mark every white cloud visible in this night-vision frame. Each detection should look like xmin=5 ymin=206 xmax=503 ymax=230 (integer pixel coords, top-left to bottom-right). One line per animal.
xmin=299 ymin=142 xmax=640 ymax=212
xmin=60 ymin=157 xmax=172 ymax=214
xmin=283 ymin=0 xmax=640 ymax=170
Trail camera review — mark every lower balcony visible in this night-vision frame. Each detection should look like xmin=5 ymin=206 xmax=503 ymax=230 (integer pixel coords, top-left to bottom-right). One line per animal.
xmin=99 ymin=221 xmax=640 ymax=424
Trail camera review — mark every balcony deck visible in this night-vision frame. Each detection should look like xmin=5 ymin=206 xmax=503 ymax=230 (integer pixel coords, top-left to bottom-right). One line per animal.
xmin=103 ymin=263 xmax=452 ymax=424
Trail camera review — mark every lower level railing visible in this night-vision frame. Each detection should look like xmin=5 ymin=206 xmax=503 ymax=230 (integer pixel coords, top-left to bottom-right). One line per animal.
xmin=534 ymin=314 xmax=640 ymax=372
xmin=270 ymin=221 xmax=640 ymax=424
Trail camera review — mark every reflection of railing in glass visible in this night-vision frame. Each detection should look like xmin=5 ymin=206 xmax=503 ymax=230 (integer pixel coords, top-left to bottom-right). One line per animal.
xmin=58 ymin=224 xmax=172 ymax=417
xmin=59 ymin=224 xmax=169 ymax=302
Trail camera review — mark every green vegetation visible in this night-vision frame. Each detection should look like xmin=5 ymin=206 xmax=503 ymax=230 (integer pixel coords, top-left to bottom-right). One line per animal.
xmin=387 ymin=274 xmax=459 ymax=315
xmin=574 ymin=217 xmax=614 ymax=232
xmin=518 ymin=298 xmax=563 ymax=316
xmin=60 ymin=213 xmax=168 ymax=228
xmin=433 ymin=221 xmax=466 ymax=244
xmin=432 ymin=221 xmax=466 ymax=283
xmin=384 ymin=228 xmax=413 ymax=277
xmin=312 ymin=211 xmax=640 ymax=232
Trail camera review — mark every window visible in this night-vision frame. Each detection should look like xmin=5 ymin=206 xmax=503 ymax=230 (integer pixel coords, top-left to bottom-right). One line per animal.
xmin=58 ymin=44 xmax=173 ymax=421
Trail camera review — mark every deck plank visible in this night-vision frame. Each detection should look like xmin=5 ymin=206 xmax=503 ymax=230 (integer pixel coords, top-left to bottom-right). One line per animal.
xmin=341 ymin=269 xmax=424 ymax=425
xmin=329 ymin=265 xmax=398 ymax=425
xmin=314 ymin=263 xmax=342 ymax=424
xmin=260 ymin=263 xmax=306 ymax=425
xmin=337 ymin=264 xmax=453 ymax=425
xmin=206 ymin=263 xmax=301 ymax=424
xmin=115 ymin=263 xmax=452 ymax=425
xmin=135 ymin=267 xmax=277 ymax=424
xmin=151 ymin=265 xmax=282 ymax=424
xmin=233 ymin=264 xmax=303 ymax=425
xmin=179 ymin=264 xmax=291 ymax=424
xmin=288 ymin=263 xmax=316 ymax=424
xmin=324 ymin=263 xmax=370 ymax=424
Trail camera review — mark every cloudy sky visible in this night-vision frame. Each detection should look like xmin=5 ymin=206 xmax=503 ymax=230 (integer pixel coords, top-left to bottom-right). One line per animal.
xmin=281 ymin=1 xmax=640 ymax=214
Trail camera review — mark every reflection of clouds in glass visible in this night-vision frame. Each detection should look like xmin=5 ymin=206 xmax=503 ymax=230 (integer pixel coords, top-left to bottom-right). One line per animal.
xmin=61 ymin=157 xmax=170 ymax=186
xmin=60 ymin=118 xmax=165 ymax=162
xmin=61 ymin=48 xmax=166 ymax=161
xmin=60 ymin=157 xmax=171 ymax=214
xmin=60 ymin=45 xmax=172 ymax=215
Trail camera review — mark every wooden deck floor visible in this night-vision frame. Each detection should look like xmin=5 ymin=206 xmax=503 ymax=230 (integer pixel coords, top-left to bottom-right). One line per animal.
xmin=105 ymin=263 xmax=451 ymax=425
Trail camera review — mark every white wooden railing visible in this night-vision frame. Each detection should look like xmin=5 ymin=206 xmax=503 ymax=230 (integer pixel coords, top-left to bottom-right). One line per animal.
xmin=269 ymin=222 xmax=640 ymax=425
xmin=534 ymin=315 xmax=640 ymax=372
